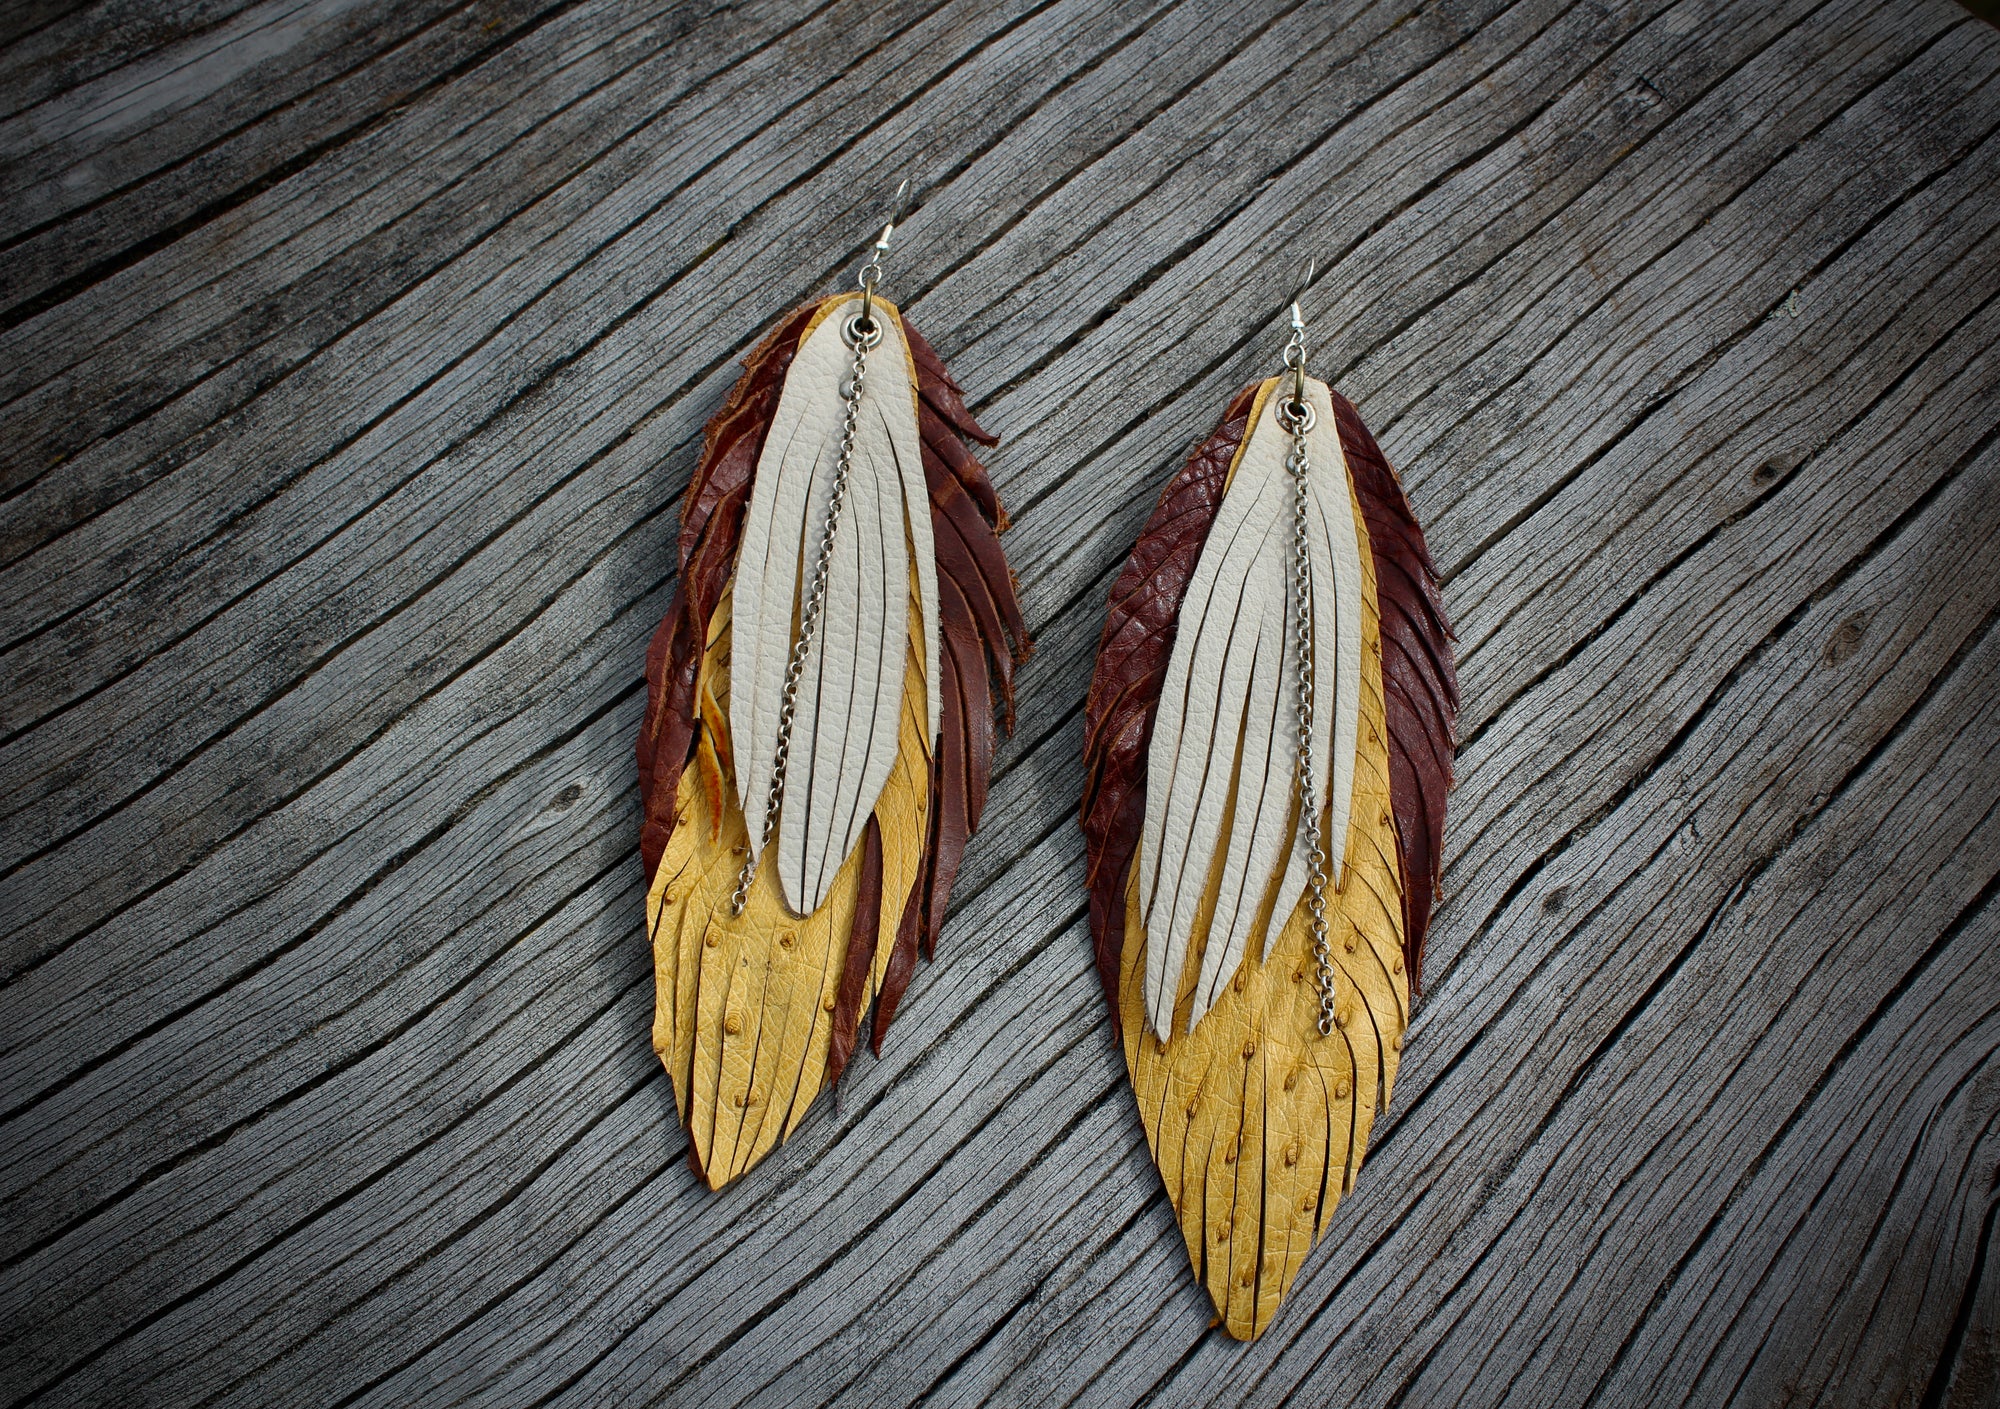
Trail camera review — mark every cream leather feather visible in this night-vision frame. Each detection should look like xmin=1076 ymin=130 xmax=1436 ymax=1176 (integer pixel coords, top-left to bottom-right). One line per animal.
xmin=1138 ymin=376 xmax=1363 ymax=1039
xmin=730 ymin=294 xmax=940 ymax=916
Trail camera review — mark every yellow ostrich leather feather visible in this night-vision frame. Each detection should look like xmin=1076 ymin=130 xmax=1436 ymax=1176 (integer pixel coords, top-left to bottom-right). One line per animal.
xmin=1084 ymin=368 xmax=1456 ymax=1342
xmin=646 ymin=582 xmax=930 ymax=1188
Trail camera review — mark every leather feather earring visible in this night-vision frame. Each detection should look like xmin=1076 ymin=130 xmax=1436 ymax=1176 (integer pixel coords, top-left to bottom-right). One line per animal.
xmin=1080 ymin=261 xmax=1457 ymax=1338
xmin=636 ymin=184 xmax=1031 ymax=1189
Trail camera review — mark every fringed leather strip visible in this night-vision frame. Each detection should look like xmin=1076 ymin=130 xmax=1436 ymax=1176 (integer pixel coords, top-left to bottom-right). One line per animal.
xmin=827 ymin=816 xmax=886 ymax=1089
xmin=1079 ymin=383 xmax=1259 ymax=1038
xmin=1330 ymin=390 xmax=1457 ymax=995
xmin=869 ymin=314 xmax=1034 ymax=1046
xmin=637 ymin=302 xmax=819 ymax=880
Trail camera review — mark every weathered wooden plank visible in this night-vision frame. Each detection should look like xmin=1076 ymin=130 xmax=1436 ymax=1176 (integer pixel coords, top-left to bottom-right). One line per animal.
xmin=0 ymin=0 xmax=1528 ymax=1280
xmin=270 ymin=5 xmax=2000 ymax=1392
xmin=2 ymin=0 xmax=1997 ymax=1403
xmin=0 ymin=0 xmax=581 ymax=318
xmin=0 ymin=0 xmax=824 ymax=532
xmin=1611 ymin=886 xmax=2000 ymax=1405
xmin=0 ymin=1 xmax=261 ymax=116
xmin=1336 ymin=471 xmax=2000 ymax=1407
xmin=0 ymin=0 xmax=1840 ymax=1280
xmin=1933 ymin=1178 xmax=2000 ymax=1409
xmin=1106 ymin=509 xmax=2000 ymax=1404
xmin=0 ymin=5 xmax=1216 ymax=1280
xmin=0 ymin=0 xmax=1296 ymax=1384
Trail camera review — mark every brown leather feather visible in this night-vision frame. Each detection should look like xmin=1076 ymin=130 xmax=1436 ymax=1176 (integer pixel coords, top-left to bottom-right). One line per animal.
xmin=871 ymin=314 xmax=1033 ymax=1041
xmin=637 ymin=302 xmax=819 ymax=881
xmin=1330 ymin=391 xmax=1457 ymax=995
xmin=903 ymin=320 xmax=1000 ymax=447
xmin=923 ymin=575 xmax=986 ymax=960
xmin=1080 ymin=383 xmax=1259 ymax=1038
xmin=826 ymin=817 xmax=885 ymax=1089
xmin=872 ymin=867 xmax=926 ymax=1056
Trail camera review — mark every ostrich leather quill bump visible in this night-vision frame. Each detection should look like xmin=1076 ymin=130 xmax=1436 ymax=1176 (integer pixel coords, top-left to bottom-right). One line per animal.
xmin=647 ymin=587 xmax=928 ymax=1187
xmin=638 ymin=294 xmax=1027 ymax=1188
xmin=1081 ymin=380 xmax=1455 ymax=1338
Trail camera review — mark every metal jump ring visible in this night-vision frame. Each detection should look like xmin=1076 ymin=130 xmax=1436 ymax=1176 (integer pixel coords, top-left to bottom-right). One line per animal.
xmin=842 ymin=312 xmax=884 ymax=350
xmin=1276 ymin=396 xmax=1315 ymax=434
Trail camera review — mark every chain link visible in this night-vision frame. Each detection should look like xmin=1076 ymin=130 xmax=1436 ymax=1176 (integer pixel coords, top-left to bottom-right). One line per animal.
xmin=729 ymin=308 xmax=877 ymax=915
xmin=1278 ymin=342 xmax=1339 ymax=1036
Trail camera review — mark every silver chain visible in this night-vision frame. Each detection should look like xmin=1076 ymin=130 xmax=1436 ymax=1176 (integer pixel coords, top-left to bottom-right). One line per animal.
xmin=730 ymin=305 xmax=881 ymax=916
xmin=1278 ymin=322 xmax=1338 ymax=1036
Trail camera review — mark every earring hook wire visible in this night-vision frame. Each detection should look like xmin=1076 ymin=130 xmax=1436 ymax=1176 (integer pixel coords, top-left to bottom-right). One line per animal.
xmin=854 ymin=178 xmax=912 ymax=336
xmin=1279 ymin=255 xmax=1317 ymax=430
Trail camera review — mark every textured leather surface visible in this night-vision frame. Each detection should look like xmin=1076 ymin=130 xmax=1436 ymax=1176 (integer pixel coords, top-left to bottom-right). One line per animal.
xmin=1271 ymin=382 xmax=1366 ymax=934
xmin=1080 ymin=383 xmax=1456 ymax=1023
xmin=1138 ymin=377 xmax=1365 ymax=1038
xmin=1080 ymin=382 xmax=1258 ymax=1041
xmin=1080 ymin=379 xmax=1455 ymax=1337
xmin=825 ymin=816 xmax=884 ymax=1090
xmin=1119 ymin=527 xmax=1405 ymax=1340
xmin=872 ymin=313 xmax=1032 ymax=1045
xmin=637 ymin=301 xmax=817 ymax=885
xmin=1332 ymin=391 xmax=1457 ymax=994
xmin=647 ymin=589 xmax=928 ymax=1187
xmin=730 ymin=293 xmax=940 ymax=915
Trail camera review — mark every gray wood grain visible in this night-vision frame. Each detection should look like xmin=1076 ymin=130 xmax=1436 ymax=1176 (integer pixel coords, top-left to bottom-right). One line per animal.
xmin=2 ymin=0 xmax=1996 ymax=1403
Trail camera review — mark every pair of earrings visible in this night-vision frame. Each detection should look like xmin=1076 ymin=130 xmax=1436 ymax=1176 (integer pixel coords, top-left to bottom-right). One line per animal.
xmin=633 ymin=190 xmax=1456 ymax=1341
